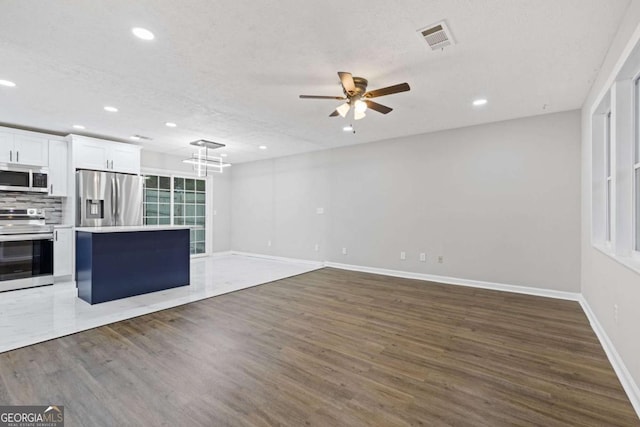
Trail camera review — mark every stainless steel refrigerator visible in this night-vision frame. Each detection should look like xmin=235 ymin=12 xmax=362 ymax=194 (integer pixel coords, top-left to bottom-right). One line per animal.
xmin=76 ymin=170 xmax=144 ymax=227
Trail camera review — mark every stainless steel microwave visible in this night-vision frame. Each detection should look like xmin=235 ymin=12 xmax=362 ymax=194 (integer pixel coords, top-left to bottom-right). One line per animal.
xmin=0 ymin=164 xmax=48 ymax=193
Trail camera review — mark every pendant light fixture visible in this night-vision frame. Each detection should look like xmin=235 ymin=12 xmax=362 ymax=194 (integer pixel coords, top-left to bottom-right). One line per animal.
xmin=182 ymin=140 xmax=230 ymax=176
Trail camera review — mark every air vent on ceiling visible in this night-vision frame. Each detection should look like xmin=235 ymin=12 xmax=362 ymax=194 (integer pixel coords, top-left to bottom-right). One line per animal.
xmin=418 ymin=21 xmax=455 ymax=50
xmin=132 ymin=134 xmax=153 ymax=141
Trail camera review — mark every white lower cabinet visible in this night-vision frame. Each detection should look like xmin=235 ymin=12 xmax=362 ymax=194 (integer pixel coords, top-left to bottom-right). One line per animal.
xmin=54 ymin=227 xmax=73 ymax=278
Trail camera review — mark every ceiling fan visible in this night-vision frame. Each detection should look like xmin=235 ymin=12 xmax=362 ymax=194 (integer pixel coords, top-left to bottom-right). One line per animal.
xmin=299 ymin=72 xmax=410 ymax=120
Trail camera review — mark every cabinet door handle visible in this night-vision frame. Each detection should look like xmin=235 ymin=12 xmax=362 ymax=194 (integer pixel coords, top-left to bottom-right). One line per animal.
xmin=50 ymin=184 xmax=53 ymax=194
xmin=55 ymin=231 xmax=58 ymax=241
xmin=9 ymin=150 xmax=12 ymax=162
xmin=107 ymin=159 xmax=109 ymax=169
xmin=16 ymin=151 xmax=19 ymax=163
xmin=111 ymin=160 xmax=114 ymax=169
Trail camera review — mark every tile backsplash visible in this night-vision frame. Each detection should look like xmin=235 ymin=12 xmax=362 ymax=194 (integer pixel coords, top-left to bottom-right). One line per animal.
xmin=0 ymin=192 xmax=63 ymax=224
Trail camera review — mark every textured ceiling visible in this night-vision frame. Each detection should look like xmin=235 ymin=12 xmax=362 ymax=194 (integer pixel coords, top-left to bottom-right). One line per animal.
xmin=0 ymin=0 xmax=630 ymax=164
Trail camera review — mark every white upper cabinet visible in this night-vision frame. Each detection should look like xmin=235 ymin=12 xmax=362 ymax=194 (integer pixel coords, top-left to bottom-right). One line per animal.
xmin=0 ymin=132 xmax=48 ymax=166
xmin=0 ymin=133 xmax=12 ymax=163
xmin=48 ymin=140 xmax=68 ymax=197
xmin=74 ymin=138 xmax=110 ymax=171
xmin=110 ymin=143 xmax=140 ymax=174
xmin=13 ymin=135 xmax=49 ymax=166
xmin=72 ymin=136 xmax=140 ymax=174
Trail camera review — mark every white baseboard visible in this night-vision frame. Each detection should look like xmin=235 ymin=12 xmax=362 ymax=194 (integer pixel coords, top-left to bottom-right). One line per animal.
xmin=230 ymin=251 xmax=324 ymax=268
xmin=209 ymin=250 xmax=233 ymax=258
xmin=579 ymin=296 xmax=640 ymax=418
xmin=324 ymin=261 xmax=580 ymax=301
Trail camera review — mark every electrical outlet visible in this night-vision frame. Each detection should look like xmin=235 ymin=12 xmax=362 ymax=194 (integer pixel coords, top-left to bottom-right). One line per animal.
xmin=267 ymin=240 xmax=272 ymax=247
xmin=342 ymin=247 xmax=347 ymax=255
xmin=316 ymin=207 xmax=325 ymax=214
xmin=314 ymin=243 xmax=319 ymax=252
xmin=213 ymin=210 xmax=217 ymax=216
xmin=400 ymin=251 xmax=406 ymax=260
xmin=438 ymin=256 xmax=444 ymax=264
xmin=614 ymin=304 xmax=619 ymax=324
xmin=419 ymin=253 xmax=426 ymax=262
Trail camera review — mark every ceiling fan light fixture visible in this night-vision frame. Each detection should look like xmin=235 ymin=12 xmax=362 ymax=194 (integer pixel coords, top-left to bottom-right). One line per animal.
xmin=354 ymin=99 xmax=368 ymax=113
xmin=336 ymin=102 xmax=351 ymax=117
xmin=299 ymin=71 xmax=410 ymax=122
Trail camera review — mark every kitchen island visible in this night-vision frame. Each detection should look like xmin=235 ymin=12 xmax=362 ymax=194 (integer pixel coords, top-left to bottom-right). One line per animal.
xmin=76 ymin=226 xmax=190 ymax=304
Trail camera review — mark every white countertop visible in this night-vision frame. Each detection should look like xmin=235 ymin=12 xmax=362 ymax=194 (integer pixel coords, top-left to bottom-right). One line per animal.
xmin=75 ymin=225 xmax=191 ymax=233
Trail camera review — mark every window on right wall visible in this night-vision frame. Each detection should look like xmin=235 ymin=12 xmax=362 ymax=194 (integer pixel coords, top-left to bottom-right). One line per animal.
xmin=590 ymin=41 xmax=640 ymax=273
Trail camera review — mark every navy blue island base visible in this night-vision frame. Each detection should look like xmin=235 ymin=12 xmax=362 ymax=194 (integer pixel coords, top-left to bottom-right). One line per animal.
xmin=76 ymin=228 xmax=190 ymax=304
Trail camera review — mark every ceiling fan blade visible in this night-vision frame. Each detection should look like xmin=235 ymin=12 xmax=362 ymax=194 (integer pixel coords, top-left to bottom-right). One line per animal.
xmin=300 ymin=95 xmax=346 ymax=100
xmin=329 ymin=110 xmax=340 ymax=117
xmin=365 ymin=100 xmax=393 ymax=114
xmin=338 ymin=72 xmax=356 ymax=94
xmin=364 ymin=82 xmax=410 ymax=99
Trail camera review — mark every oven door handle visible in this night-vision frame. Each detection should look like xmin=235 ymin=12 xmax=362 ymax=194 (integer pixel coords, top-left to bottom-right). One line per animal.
xmin=0 ymin=233 xmax=54 ymax=242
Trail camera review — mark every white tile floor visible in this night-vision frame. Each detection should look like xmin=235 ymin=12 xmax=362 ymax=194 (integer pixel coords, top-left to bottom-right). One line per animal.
xmin=0 ymin=254 xmax=322 ymax=354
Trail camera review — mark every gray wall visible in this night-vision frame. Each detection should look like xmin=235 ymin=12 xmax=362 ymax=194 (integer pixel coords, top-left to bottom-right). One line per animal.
xmin=231 ymin=110 xmax=582 ymax=292
xmin=581 ymin=1 xmax=640 ymax=394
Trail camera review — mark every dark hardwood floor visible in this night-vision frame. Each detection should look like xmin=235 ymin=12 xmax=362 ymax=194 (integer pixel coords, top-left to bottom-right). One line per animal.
xmin=0 ymin=268 xmax=637 ymax=426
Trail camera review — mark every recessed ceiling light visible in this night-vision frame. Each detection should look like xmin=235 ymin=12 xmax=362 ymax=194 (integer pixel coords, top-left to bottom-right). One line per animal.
xmin=165 ymin=122 xmax=177 ymax=128
xmin=104 ymin=106 xmax=118 ymax=112
xmin=220 ymin=153 xmax=228 ymax=157
xmin=343 ymin=125 xmax=353 ymax=132
xmin=473 ymin=98 xmax=488 ymax=106
xmin=130 ymin=135 xmax=141 ymax=141
xmin=0 ymin=79 xmax=16 ymax=87
xmin=259 ymin=145 xmax=267 ymax=150
xmin=72 ymin=125 xmax=85 ymax=130
xmin=132 ymin=27 xmax=155 ymax=41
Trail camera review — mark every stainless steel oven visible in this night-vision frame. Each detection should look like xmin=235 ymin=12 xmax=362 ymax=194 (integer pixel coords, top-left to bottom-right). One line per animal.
xmin=0 ymin=164 xmax=48 ymax=193
xmin=0 ymin=209 xmax=54 ymax=292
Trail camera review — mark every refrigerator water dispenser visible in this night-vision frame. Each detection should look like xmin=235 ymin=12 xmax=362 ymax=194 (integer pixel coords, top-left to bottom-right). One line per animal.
xmin=86 ymin=200 xmax=104 ymax=219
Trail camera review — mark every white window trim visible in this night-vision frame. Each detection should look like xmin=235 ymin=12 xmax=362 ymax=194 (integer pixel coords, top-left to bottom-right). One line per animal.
xmin=634 ymin=156 xmax=640 ymax=260
xmin=588 ymin=26 xmax=640 ymax=278
xmin=605 ymin=110 xmax=613 ymax=247
xmin=633 ymin=77 xmax=640 ymax=260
